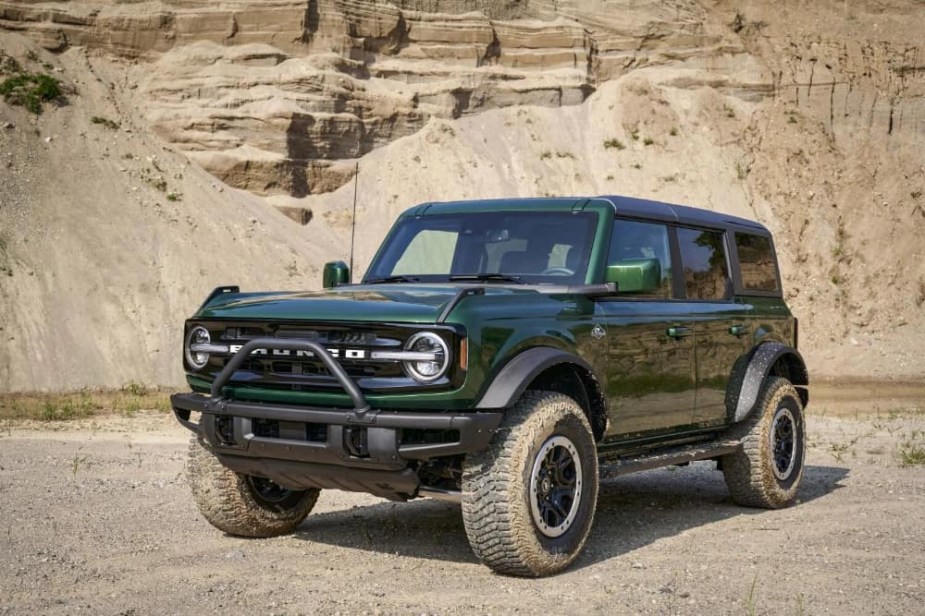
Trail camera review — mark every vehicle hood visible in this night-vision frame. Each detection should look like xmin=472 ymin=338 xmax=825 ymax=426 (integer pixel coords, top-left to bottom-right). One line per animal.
xmin=196 ymin=284 xmax=534 ymax=324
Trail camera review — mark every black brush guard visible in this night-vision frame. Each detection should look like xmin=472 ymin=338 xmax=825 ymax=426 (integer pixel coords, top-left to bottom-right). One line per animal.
xmin=171 ymin=338 xmax=501 ymax=501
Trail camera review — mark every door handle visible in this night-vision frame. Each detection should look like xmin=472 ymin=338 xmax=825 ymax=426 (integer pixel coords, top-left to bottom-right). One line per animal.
xmin=729 ymin=324 xmax=750 ymax=337
xmin=666 ymin=326 xmax=691 ymax=339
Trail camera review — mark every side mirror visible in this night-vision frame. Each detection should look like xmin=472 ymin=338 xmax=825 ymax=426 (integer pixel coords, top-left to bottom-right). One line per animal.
xmin=322 ymin=260 xmax=351 ymax=288
xmin=605 ymin=258 xmax=661 ymax=294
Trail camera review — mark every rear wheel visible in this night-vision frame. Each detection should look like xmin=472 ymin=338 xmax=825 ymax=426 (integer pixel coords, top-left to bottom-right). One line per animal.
xmin=461 ymin=391 xmax=598 ymax=577
xmin=722 ymin=377 xmax=805 ymax=508
xmin=186 ymin=436 xmax=319 ymax=537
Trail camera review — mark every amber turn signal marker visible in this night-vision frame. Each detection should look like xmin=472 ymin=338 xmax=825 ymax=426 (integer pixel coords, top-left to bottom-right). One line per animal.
xmin=459 ymin=337 xmax=468 ymax=372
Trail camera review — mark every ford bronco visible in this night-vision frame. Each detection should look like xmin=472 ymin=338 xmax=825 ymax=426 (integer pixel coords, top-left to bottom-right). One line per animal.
xmin=171 ymin=196 xmax=808 ymax=577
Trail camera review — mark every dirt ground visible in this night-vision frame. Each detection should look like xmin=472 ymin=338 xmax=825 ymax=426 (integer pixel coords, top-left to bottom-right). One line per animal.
xmin=1 ymin=384 xmax=923 ymax=615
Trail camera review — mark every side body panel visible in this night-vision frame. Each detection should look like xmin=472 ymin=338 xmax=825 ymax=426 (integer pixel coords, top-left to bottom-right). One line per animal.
xmin=689 ymin=301 xmax=751 ymax=426
xmin=732 ymin=297 xmax=802 ymax=421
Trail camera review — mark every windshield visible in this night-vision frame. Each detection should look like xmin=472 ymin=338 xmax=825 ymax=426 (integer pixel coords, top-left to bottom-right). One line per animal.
xmin=365 ymin=211 xmax=599 ymax=285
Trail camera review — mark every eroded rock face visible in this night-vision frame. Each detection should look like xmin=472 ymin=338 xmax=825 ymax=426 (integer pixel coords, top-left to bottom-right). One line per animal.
xmin=0 ymin=1 xmax=310 ymax=54
xmin=0 ymin=0 xmax=749 ymax=196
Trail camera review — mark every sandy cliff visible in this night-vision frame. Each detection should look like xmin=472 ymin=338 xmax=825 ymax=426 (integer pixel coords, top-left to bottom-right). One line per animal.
xmin=0 ymin=0 xmax=923 ymax=390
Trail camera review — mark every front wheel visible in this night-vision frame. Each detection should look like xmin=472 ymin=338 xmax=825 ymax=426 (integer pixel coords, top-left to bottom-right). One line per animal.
xmin=186 ymin=436 xmax=319 ymax=537
xmin=461 ymin=391 xmax=599 ymax=577
xmin=722 ymin=377 xmax=805 ymax=508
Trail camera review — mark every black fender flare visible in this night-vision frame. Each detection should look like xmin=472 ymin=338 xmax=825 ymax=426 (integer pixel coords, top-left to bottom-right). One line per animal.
xmin=475 ymin=347 xmax=598 ymax=410
xmin=731 ymin=342 xmax=809 ymax=423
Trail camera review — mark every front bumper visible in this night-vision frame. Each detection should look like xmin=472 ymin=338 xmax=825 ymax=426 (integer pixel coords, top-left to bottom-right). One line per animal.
xmin=172 ymin=337 xmax=501 ymax=500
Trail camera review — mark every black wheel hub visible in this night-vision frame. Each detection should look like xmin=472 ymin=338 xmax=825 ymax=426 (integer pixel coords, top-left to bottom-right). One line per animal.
xmin=770 ymin=407 xmax=797 ymax=480
xmin=530 ymin=436 xmax=583 ymax=538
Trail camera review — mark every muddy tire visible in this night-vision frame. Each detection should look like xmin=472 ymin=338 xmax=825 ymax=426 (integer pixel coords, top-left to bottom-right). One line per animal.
xmin=461 ymin=391 xmax=598 ymax=577
xmin=722 ymin=377 xmax=805 ymax=509
xmin=186 ymin=436 xmax=319 ymax=537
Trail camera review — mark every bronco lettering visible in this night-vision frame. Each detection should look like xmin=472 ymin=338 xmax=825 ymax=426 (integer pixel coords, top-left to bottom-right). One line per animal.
xmin=226 ymin=344 xmax=368 ymax=359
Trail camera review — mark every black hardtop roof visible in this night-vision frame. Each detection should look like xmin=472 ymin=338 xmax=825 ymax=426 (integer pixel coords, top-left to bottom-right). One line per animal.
xmin=599 ymin=195 xmax=770 ymax=234
xmin=407 ymin=195 xmax=770 ymax=235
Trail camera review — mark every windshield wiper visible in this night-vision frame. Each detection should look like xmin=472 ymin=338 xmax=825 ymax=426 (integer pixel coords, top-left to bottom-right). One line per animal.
xmin=365 ymin=275 xmax=420 ymax=284
xmin=448 ymin=273 xmax=525 ymax=284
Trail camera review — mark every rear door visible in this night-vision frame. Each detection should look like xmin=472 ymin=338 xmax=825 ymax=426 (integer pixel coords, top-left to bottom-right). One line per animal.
xmin=673 ymin=226 xmax=749 ymax=427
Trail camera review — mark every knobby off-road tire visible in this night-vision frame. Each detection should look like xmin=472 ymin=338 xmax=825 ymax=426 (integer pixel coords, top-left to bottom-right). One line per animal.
xmin=461 ymin=391 xmax=599 ymax=577
xmin=722 ymin=377 xmax=805 ymax=509
xmin=186 ymin=436 xmax=319 ymax=537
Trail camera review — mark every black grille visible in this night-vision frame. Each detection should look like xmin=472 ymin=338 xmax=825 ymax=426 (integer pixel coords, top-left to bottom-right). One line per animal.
xmin=221 ymin=355 xmax=403 ymax=386
xmin=194 ymin=320 xmax=459 ymax=393
xmin=209 ymin=323 xmax=403 ymax=385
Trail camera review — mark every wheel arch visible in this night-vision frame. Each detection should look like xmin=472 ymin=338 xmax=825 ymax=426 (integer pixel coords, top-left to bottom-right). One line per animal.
xmin=730 ymin=342 xmax=808 ymax=423
xmin=475 ymin=347 xmax=608 ymax=441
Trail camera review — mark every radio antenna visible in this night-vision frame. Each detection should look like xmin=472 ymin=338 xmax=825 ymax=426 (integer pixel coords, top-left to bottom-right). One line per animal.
xmin=349 ymin=162 xmax=359 ymax=277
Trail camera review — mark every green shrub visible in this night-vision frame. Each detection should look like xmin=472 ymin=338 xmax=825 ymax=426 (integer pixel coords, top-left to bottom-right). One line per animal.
xmin=899 ymin=431 xmax=925 ymax=466
xmin=91 ymin=116 xmax=120 ymax=130
xmin=0 ymin=72 xmax=62 ymax=114
xmin=122 ymin=381 xmax=146 ymax=396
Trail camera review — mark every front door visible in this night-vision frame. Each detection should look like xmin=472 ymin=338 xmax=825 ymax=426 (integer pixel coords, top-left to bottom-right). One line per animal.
xmin=599 ymin=219 xmax=696 ymax=438
xmin=599 ymin=303 xmax=697 ymax=437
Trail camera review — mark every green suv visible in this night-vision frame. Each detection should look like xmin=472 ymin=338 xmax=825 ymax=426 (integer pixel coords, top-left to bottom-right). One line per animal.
xmin=171 ymin=196 xmax=808 ymax=576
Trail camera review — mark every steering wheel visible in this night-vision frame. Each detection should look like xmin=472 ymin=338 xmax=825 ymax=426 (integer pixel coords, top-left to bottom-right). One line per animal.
xmin=540 ymin=267 xmax=575 ymax=276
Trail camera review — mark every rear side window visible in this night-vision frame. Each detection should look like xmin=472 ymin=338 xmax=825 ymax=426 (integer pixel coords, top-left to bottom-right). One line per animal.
xmin=736 ymin=233 xmax=779 ymax=292
xmin=677 ymin=227 xmax=730 ymax=300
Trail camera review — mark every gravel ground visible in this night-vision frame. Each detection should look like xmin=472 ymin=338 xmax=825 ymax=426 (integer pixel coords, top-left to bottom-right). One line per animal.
xmin=0 ymin=396 xmax=923 ymax=615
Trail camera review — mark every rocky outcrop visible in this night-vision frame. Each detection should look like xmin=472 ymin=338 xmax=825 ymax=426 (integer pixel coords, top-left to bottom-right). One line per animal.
xmin=0 ymin=1 xmax=310 ymax=55
xmin=1 ymin=0 xmax=756 ymax=196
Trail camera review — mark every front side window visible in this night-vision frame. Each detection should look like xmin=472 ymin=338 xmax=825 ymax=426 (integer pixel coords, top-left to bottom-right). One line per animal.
xmin=607 ymin=219 xmax=673 ymax=298
xmin=366 ymin=211 xmax=598 ymax=284
xmin=677 ymin=227 xmax=730 ymax=300
xmin=736 ymin=232 xmax=779 ymax=292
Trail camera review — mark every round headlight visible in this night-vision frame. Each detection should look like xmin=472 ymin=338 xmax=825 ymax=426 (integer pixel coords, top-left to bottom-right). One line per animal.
xmin=185 ymin=325 xmax=211 ymax=370
xmin=403 ymin=332 xmax=450 ymax=383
